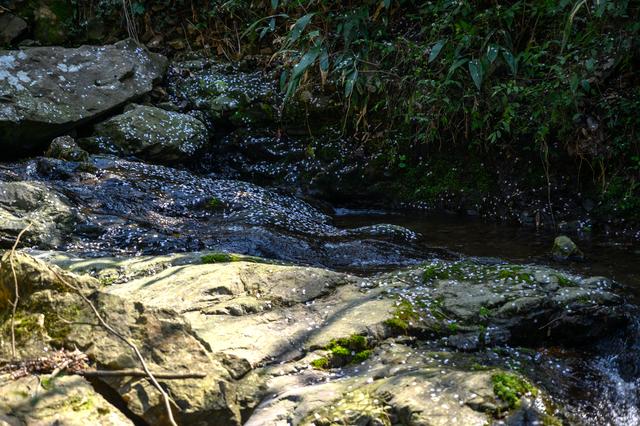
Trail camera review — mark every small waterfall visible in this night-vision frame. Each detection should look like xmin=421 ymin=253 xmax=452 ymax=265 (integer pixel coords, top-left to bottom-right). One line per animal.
xmin=587 ymin=317 xmax=640 ymax=426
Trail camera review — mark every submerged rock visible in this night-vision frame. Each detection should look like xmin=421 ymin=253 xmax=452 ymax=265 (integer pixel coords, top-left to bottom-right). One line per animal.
xmin=0 ymin=40 xmax=167 ymax=156
xmin=93 ymin=104 xmax=208 ymax=164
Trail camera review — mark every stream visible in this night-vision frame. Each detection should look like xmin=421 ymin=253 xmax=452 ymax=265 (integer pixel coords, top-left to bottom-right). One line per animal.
xmin=1 ymin=43 xmax=639 ymax=425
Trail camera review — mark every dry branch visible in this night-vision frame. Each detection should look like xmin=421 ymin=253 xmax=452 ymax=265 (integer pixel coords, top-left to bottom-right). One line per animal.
xmin=47 ymin=267 xmax=179 ymax=426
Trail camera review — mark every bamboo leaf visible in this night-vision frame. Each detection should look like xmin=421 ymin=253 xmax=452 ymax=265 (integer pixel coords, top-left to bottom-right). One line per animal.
xmin=290 ymin=13 xmax=315 ymax=44
xmin=502 ymin=50 xmax=518 ymax=76
xmin=428 ymin=39 xmax=446 ymax=63
xmin=486 ymin=45 xmax=498 ymax=63
xmin=468 ymin=59 xmax=484 ymax=90
xmin=344 ymin=68 xmax=358 ymax=98
xmin=292 ymin=47 xmax=321 ymax=81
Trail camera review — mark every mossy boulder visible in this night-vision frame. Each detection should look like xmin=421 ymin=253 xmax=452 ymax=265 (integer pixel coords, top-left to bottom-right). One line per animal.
xmin=45 ymin=135 xmax=89 ymax=162
xmin=0 ymin=252 xmax=243 ymax=425
xmin=93 ymin=105 xmax=208 ymax=164
xmin=552 ymin=235 xmax=584 ymax=261
xmin=376 ymin=259 xmax=628 ymax=349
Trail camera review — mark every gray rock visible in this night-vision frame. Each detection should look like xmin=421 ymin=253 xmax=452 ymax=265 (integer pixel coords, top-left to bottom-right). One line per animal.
xmin=0 ymin=374 xmax=133 ymax=425
xmin=0 ymin=180 xmax=79 ymax=249
xmin=381 ymin=259 xmax=625 ymax=349
xmin=0 ymin=40 xmax=167 ymax=156
xmin=552 ymin=235 xmax=584 ymax=261
xmin=0 ymin=13 xmax=27 ymax=45
xmin=93 ymin=104 xmax=208 ymax=163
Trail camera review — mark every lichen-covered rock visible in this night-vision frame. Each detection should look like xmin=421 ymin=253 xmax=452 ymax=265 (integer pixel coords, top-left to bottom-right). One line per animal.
xmin=0 ymin=374 xmax=133 ymax=425
xmin=0 ymin=13 xmax=27 ymax=46
xmin=0 ymin=181 xmax=80 ymax=249
xmin=93 ymin=104 xmax=208 ymax=163
xmin=552 ymin=235 xmax=584 ymax=261
xmin=45 ymin=135 xmax=89 ymax=161
xmin=0 ymin=40 xmax=167 ymax=156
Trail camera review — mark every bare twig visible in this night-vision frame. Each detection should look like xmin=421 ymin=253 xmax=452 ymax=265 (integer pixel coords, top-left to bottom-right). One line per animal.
xmin=9 ymin=223 xmax=32 ymax=359
xmin=80 ymin=369 xmax=206 ymax=379
xmin=48 ymin=267 xmax=178 ymax=426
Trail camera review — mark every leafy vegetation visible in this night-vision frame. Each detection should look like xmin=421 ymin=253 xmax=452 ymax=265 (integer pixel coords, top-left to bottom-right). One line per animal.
xmin=15 ymin=0 xmax=640 ymax=221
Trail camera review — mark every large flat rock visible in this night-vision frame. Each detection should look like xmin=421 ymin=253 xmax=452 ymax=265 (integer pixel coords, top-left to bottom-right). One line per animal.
xmin=0 ymin=40 xmax=167 ymax=155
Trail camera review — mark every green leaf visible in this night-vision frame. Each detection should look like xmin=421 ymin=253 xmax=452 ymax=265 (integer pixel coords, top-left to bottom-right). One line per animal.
xmin=319 ymin=47 xmax=329 ymax=72
xmin=468 ymin=60 xmax=484 ymax=90
xmin=448 ymin=58 xmax=468 ymax=76
xmin=384 ymin=0 xmax=392 ymax=8
xmin=131 ymin=2 xmax=145 ymax=15
xmin=271 ymin=0 xmax=279 ymax=9
xmin=486 ymin=45 xmax=499 ymax=63
xmin=428 ymin=39 xmax=446 ymax=63
xmin=292 ymin=47 xmax=321 ymax=81
xmin=344 ymin=68 xmax=358 ymax=98
xmin=502 ymin=51 xmax=518 ymax=76
xmin=290 ymin=13 xmax=315 ymax=44
xmin=279 ymin=70 xmax=288 ymax=92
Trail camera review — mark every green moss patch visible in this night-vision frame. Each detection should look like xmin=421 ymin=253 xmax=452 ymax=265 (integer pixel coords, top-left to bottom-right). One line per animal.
xmin=492 ymin=372 xmax=538 ymax=409
xmin=384 ymin=299 xmax=420 ymax=333
xmin=311 ymin=334 xmax=374 ymax=369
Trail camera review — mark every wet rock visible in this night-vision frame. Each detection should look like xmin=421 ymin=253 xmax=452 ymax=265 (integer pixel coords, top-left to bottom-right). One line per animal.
xmin=0 ymin=252 xmax=242 ymax=426
xmin=0 ymin=40 xmax=167 ymax=156
xmin=0 ymin=374 xmax=133 ymax=425
xmin=552 ymin=235 xmax=584 ymax=261
xmin=0 ymin=156 xmax=424 ymax=269
xmin=45 ymin=135 xmax=89 ymax=162
xmin=0 ymin=180 xmax=80 ymax=249
xmin=0 ymin=13 xmax=27 ymax=45
xmin=93 ymin=104 xmax=208 ymax=164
